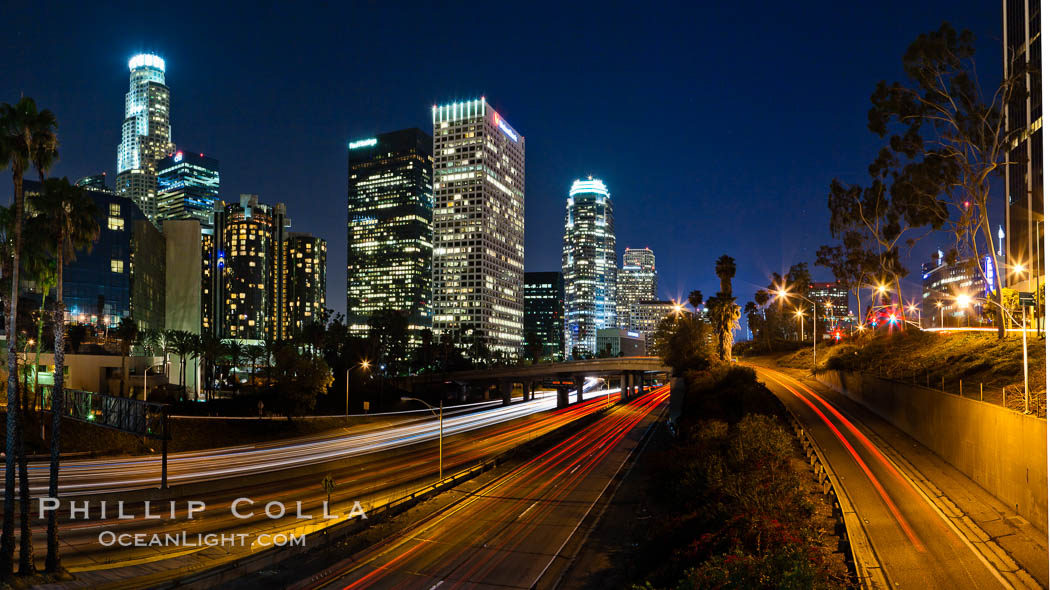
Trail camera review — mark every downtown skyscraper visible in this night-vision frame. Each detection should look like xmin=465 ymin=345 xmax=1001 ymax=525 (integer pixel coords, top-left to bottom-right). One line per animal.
xmin=1003 ymin=0 xmax=1043 ymax=290
xmin=431 ymin=99 xmax=525 ymax=358
xmin=616 ymin=247 xmax=657 ymax=330
xmin=563 ymin=178 xmax=616 ymax=358
xmin=346 ymin=129 xmax=434 ymax=341
xmin=116 ymin=54 xmax=174 ymax=224
xmin=157 ymin=150 xmax=219 ymax=229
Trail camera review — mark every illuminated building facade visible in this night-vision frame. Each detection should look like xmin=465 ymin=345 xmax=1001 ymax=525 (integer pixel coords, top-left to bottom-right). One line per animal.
xmin=116 ymin=54 xmax=174 ymax=224
xmin=921 ymin=251 xmax=996 ymax=327
xmin=285 ymin=233 xmax=327 ymax=338
xmin=809 ymin=281 xmax=850 ymax=325
xmin=431 ymin=98 xmax=525 ymax=357
xmin=563 ymin=178 xmax=617 ymax=358
xmin=75 ymin=173 xmax=110 ymax=193
xmin=207 ymin=195 xmax=290 ymax=342
xmin=1003 ymin=0 xmax=1043 ymax=290
xmin=346 ymin=129 xmax=433 ymax=341
xmin=22 ymin=181 xmax=166 ymax=331
xmin=157 ymin=150 xmax=220 ymax=229
xmin=616 ymin=247 xmax=657 ymax=329
xmin=524 ymin=272 xmax=564 ymax=361
xmin=631 ymin=300 xmax=676 ymax=354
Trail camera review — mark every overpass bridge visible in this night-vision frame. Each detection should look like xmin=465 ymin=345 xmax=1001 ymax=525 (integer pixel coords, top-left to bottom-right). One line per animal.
xmin=398 ymin=356 xmax=670 ymax=408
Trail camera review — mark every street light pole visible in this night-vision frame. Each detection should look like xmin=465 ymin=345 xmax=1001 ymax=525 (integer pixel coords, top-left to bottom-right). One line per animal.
xmin=345 ymin=367 xmax=350 ymax=420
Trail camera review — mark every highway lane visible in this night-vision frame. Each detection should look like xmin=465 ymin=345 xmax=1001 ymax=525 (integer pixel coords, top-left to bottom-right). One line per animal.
xmin=23 ymin=389 xmax=628 ymax=587
xmin=292 ymin=385 xmax=669 ymax=590
xmin=753 ymin=365 xmax=1018 ymax=589
xmin=6 ymin=387 xmax=616 ymax=496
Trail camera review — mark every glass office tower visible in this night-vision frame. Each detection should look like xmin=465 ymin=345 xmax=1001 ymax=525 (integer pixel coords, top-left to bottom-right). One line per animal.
xmin=563 ymin=178 xmax=617 ymax=357
xmin=157 ymin=150 xmax=220 ymax=229
xmin=116 ymin=54 xmax=174 ymax=224
xmin=346 ymin=128 xmax=433 ymax=342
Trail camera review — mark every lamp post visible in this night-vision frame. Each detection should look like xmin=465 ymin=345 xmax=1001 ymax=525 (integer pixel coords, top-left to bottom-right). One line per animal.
xmin=351 ymin=359 xmax=371 ymax=416
xmin=958 ymin=293 xmax=1030 ymax=413
xmin=774 ymin=289 xmax=816 ymax=371
xmin=143 ymin=361 xmax=165 ymax=401
xmin=400 ymin=396 xmax=443 ymax=480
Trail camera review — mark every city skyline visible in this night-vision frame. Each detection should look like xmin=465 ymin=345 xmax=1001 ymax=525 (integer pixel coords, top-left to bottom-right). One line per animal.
xmin=0 ymin=1 xmax=1007 ymax=319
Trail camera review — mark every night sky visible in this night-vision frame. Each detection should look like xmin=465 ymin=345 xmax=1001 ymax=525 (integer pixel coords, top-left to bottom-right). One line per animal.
xmin=2 ymin=1 xmax=1003 ymax=318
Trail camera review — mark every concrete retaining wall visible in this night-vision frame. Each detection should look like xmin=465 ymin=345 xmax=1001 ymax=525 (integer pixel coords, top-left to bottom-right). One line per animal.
xmin=817 ymin=370 xmax=1047 ymax=533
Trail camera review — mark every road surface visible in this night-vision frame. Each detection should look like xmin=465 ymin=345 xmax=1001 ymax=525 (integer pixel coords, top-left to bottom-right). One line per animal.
xmin=753 ymin=364 xmax=1042 ymax=589
xmin=290 ymin=385 xmax=669 ymax=590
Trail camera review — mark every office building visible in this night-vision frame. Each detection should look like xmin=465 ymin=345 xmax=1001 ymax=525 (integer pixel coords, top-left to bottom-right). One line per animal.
xmin=563 ymin=178 xmax=617 ymax=357
xmin=206 ymin=195 xmax=289 ymax=342
xmin=431 ymin=98 xmax=525 ymax=358
xmin=524 ymin=272 xmax=564 ymax=362
xmin=164 ymin=219 xmax=204 ymax=335
xmin=1003 ymin=0 xmax=1043 ymax=289
xmin=157 ymin=150 xmax=220 ymax=229
xmin=285 ymin=233 xmax=327 ymax=338
xmin=76 ymin=173 xmax=111 ymax=193
xmin=809 ymin=281 xmax=851 ymax=325
xmin=115 ymin=54 xmax=174 ymax=224
xmin=631 ymin=300 xmax=678 ymax=354
xmin=21 ymin=181 xmax=166 ymax=332
xmin=921 ymin=251 xmax=997 ymax=327
xmin=346 ymin=129 xmax=433 ymax=341
xmin=596 ymin=328 xmax=645 ymax=357
xmin=616 ymin=247 xmax=657 ymax=329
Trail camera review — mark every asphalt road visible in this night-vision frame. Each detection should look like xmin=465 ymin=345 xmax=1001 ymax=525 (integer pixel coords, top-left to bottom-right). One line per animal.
xmin=753 ymin=364 xmax=1031 ymax=589
xmin=19 ymin=389 xmax=626 ymax=588
xmin=291 ymin=385 xmax=669 ymax=590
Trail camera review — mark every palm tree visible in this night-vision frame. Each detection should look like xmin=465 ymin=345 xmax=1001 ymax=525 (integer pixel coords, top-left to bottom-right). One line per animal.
xmin=30 ymin=177 xmax=99 ymax=572
xmin=222 ymin=339 xmax=243 ymax=393
xmin=245 ymin=345 xmax=264 ymax=389
xmin=115 ymin=317 xmax=138 ymax=397
xmin=21 ymin=225 xmax=56 ymax=412
xmin=687 ymin=290 xmax=704 ymax=315
xmin=0 ymin=96 xmax=58 ymax=575
xmin=138 ymin=328 xmax=163 ymax=357
xmin=715 ymin=255 xmax=736 ymax=295
xmin=743 ymin=301 xmax=759 ymax=340
xmin=199 ymin=334 xmax=223 ymax=400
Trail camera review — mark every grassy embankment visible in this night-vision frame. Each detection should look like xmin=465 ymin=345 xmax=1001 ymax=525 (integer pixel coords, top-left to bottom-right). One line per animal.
xmin=627 ymin=365 xmax=851 ymax=589
xmin=775 ymin=330 xmax=1046 ymax=416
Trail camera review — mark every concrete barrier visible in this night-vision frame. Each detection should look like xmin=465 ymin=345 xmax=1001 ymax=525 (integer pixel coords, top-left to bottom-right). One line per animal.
xmin=817 ymin=370 xmax=1048 ymax=533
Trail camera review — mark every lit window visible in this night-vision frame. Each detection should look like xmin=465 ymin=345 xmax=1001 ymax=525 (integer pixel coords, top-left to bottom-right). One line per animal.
xmin=109 ymin=203 xmax=121 ymax=216
xmin=108 ymin=216 xmax=124 ymax=231
xmin=111 ymin=259 xmax=124 ymax=273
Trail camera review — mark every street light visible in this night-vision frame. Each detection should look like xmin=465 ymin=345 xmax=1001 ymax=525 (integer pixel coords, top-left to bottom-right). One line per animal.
xmin=956 ymin=293 xmax=1032 ymax=413
xmin=773 ymin=287 xmax=817 ymax=371
xmin=906 ymin=302 xmax=921 ymax=329
xmin=795 ymin=308 xmax=806 ymax=341
xmin=400 ymin=396 xmax=443 ymax=481
xmin=935 ymin=301 xmax=944 ymax=328
xmin=350 ymin=359 xmax=371 ymax=416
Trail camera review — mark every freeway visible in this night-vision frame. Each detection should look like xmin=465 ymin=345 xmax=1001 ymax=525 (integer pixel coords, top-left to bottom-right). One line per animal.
xmin=11 ymin=387 xmax=627 ymax=587
xmin=9 ymin=385 xmax=613 ymax=496
xmin=290 ymin=384 xmax=669 ymax=590
xmin=753 ymin=364 xmax=1043 ymax=589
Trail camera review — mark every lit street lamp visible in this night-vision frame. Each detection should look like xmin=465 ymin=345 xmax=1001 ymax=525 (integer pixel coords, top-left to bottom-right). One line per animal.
xmin=400 ymin=396 xmax=443 ymax=481
xmin=773 ymin=288 xmax=817 ymax=371
xmin=349 ymin=359 xmax=371 ymax=417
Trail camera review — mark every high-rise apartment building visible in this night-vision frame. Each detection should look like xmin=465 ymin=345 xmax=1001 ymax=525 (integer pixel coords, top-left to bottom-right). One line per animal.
xmin=285 ymin=233 xmax=327 ymax=338
xmin=346 ymin=129 xmax=433 ymax=341
xmin=157 ymin=150 xmax=220 ymax=229
xmin=616 ymin=247 xmax=657 ymax=329
xmin=1003 ymin=0 xmax=1043 ymax=291
xmin=524 ymin=272 xmax=564 ymax=362
xmin=206 ymin=195 xmax=290 ymax=342
xmin=563 ymin=178 xmax=617 ymax=357
xmin=116 ymin=54 xmax=174 ymax=224
xmin=431 ymin=98 xmax=525 ymax=357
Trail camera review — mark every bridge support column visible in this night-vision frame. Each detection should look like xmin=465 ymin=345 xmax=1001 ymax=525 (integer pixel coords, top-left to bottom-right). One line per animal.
xmin=528 ymin=381 xmax=536 ymax=401
xmin=556 ymin=386 xmax=569 ymax=409
xmin=634 ymin=371 xmax=644 ymax=397
xmin=575 ymin=375 xmax=585 ymax=404
xmin=458 ymin=383 xmax=468 ymax=402
xmin=501 ymin=379 xmax=513 ymax=406
xmin=621 ymin=371 xmax=631 ymax=401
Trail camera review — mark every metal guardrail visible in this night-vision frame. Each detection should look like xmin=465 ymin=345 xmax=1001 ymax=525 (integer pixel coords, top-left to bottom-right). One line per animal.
xmin=41 ymin=386 xmax=168 ymax=440
xmin=788 ymin=415 xmax=890 ymax=590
